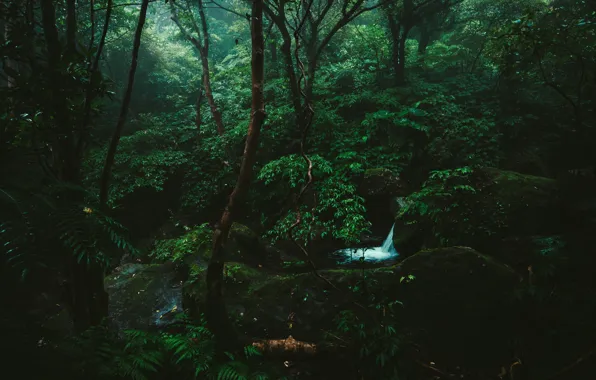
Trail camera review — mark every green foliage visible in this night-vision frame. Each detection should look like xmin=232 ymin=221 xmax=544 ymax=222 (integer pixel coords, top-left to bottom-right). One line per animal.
xmin=258 ymin=154 xmax=370 ymax=245
xmin=62 ymin=317 xmax=269 ymax=380
xmin=332 ymin=277 xmax=404 ymax=379
xmin=1 ymin=181 xmax=136 ymax=278
xmin=151 ymin=223 xmax=213 ymax=264
xmin=84 ymin=113 xmax=195 ymax=203
xmin=398 ymin=167 xmax=507 ymax=244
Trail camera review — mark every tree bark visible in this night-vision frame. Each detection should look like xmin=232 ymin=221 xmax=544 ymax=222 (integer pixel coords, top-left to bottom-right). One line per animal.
xmin=99 ymin=0 xmax=149 ymax=206
xmin=195 ymin=85 xmax=203 ymax=130
xmin=418 ymin=24 xmax=430 ymax=54
xmin=65 ymin=0 xmax=77 ymax=55
xmin=206 ymin=0 xmax=266 ymax=349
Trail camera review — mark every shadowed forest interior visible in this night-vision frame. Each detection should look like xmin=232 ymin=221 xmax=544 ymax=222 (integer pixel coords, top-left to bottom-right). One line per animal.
xmin=1 ymin=0 xmax=596 ymax=379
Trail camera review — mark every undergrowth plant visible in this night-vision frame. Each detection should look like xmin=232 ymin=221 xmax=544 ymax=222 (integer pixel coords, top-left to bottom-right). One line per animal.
xmin=258 ymin=154 xmax=371 ymax=246
xmin=331 ymin=276 xmax=404 ymax=379
xmin=64 ymin=316 xmax=270 ymax=380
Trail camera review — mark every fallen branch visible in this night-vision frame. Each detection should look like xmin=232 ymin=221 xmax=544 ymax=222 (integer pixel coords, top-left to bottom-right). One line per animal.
xmin=252 ymin=335 xmax=317 ymax=356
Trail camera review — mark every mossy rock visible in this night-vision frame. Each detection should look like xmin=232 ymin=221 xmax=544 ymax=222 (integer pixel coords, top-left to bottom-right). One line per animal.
xmin=394 ymin=168 xmax=562 ymax=255
xmin=105 ymin=263 xmax=183 ymax=331
xmin=392 ymin=218 xmax=428 ymax=258
xmin=226 ymin=222 xmax=273 ymax=265
xmin=230 ymin=269 xmax=364 ymax=341
xmin=392 ymin=246 xmax=520 ymax=372
xmin=484 ymin=168 xmax=560 ymax=231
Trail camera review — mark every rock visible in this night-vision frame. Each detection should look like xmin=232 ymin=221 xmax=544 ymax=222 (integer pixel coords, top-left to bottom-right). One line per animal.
xmin=392 ymin=246 xmax=520 ymax=372
xmin=105 ymin=263 xmax=183 ymax=331
xmin=392 ymin=218 xmax=427 ymax=258
xmin=484 ymin=168 xmax=561 ymax=234
xmin=393 ymin=168 xmax=562 ymax=257
xmin=227 ymin=222 xmax=278 ymax=266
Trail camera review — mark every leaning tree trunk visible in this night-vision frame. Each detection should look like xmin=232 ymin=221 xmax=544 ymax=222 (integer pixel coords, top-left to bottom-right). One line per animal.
xmin=206 ymin=0 xmax=266 ymax=349
xmin=99 ymin=0 xmax=149 ymax=206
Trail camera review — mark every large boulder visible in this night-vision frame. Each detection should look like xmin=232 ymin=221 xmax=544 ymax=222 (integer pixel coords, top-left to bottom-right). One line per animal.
xmin=393 ymin=168 xmax=562 ymax=259
xmin=105 ymin=263 xmax=183 ymax=331
xmin=226 ymin=222 xmax=278 ymax=265
xmin=392 ymin=246 xmax=520 ymax=372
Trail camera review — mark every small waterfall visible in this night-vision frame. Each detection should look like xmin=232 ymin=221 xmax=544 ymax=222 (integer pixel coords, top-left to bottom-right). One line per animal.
xmin=337 ymin=223 xmax=399 ymax=263
xmin=380 ymin=223 xmax=397 ymax=255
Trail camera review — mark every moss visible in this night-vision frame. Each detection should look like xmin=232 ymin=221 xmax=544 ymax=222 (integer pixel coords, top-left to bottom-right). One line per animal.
xmin=484 ymin=167 xmax=558 ymax=203
xmin=230 ymin=222 xmax=257 ymax=238
xmin=227 ymin=223 xmax=268 ymax=264
xmin=151 ymin=224 xmax=212 ymax=265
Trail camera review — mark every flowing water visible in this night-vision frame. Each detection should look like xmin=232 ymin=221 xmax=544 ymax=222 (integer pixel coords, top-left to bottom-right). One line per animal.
xmin=336 ymin=223 xmax=399 ymax=264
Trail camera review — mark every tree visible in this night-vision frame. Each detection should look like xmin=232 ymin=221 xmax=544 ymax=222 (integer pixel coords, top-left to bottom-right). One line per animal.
xmin=264 ymin=0 xmax=384 ymax=122
xmin=384 ymin=0 xmax=462 ymax=85
xmin=170 ymin=0 xmax=225 ymax=135
xmin=99 ymin=0 xmax=150 ymax=207
xmin=206 ymin=0 xmax=266 ymax=347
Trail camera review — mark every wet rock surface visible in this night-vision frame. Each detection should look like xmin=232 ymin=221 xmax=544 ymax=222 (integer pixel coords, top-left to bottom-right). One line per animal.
xmin=105 ymin=263 xmax=183 ymax=331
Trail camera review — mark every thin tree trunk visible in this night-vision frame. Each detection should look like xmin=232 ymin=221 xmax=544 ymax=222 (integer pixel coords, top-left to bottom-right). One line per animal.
xmin=65 ymin=0 xmax=77 ymax=55
xmin=195 ymin=85 xmax=203 ymax=130
xmin=206 ymin=0 xmax=266 ymax=348
xmin=387 ymin=12 xmax=401 ymax=83
xmin=170 ymin=0 xmax=225 ymax=136
xmin=99 ymin=0 xmax=149 ymax=206
xmin=280 ymin=36 xmax=301 ymax=117
xmin=418 ymin=24 xmax=430 ymax=54
xmin=197 ymin=0 xmax=224 ymax=135
xmin=200 ymin=54 xmax=224 ymax=135
xmin=263 ymin=5 xmax=301 ymax=117
xmin=76 ymin=0 xmax=113 ymax=165
xmin=396 ymin=33 xmax=408 ymax=85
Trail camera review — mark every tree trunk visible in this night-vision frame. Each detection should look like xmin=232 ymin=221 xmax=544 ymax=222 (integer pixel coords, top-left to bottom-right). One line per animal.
xmin=280 ymin=33 xmax=301 ymax=118
xmin=77 ymin=0 xmax=113 ymax=160
xmin=200 ymin=54 xmax=225 ymax=135
xmin=65 ymin=0 xmax=77 ymax=55
xmin=195 ymin=86 xmax=203 ymax=130
xmin=206 ymin=0 xmax=266 ymax=349
xmin=396 ymin=33 xmax=408 ymax=85
xmin=418 ymin=24 xmax=430 ymax=54
xmin=197 ymin=0 xmax=225 ymax=136
xmin=387 ymin=13 xmax=401 ymax=84
xmin=264 ymin=4 xmax=301 ymax=118
xmin=99 ymin=0 xmax=149 ymax=206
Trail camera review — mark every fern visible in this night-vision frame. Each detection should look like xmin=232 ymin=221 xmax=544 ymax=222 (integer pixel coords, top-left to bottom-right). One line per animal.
xmin=1 ymin=178 xmax=137 ymax=281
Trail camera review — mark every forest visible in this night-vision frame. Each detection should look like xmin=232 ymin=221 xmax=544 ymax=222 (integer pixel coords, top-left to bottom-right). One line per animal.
xmin=1 ymin=0 xmax=595 ymax=379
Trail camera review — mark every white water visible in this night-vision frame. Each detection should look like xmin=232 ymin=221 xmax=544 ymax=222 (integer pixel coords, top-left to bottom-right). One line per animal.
xmin=337 ymin=223 xmax=399 ymax=263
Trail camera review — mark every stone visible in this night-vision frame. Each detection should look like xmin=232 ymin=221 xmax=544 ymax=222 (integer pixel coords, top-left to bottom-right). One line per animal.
xmin=105 ymin=263 xmax=183 ymax=331
xmin=392 ymin=246 xmax=520 ymax=372
xmin=392 ymin=168 xmax=562 ymax=257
